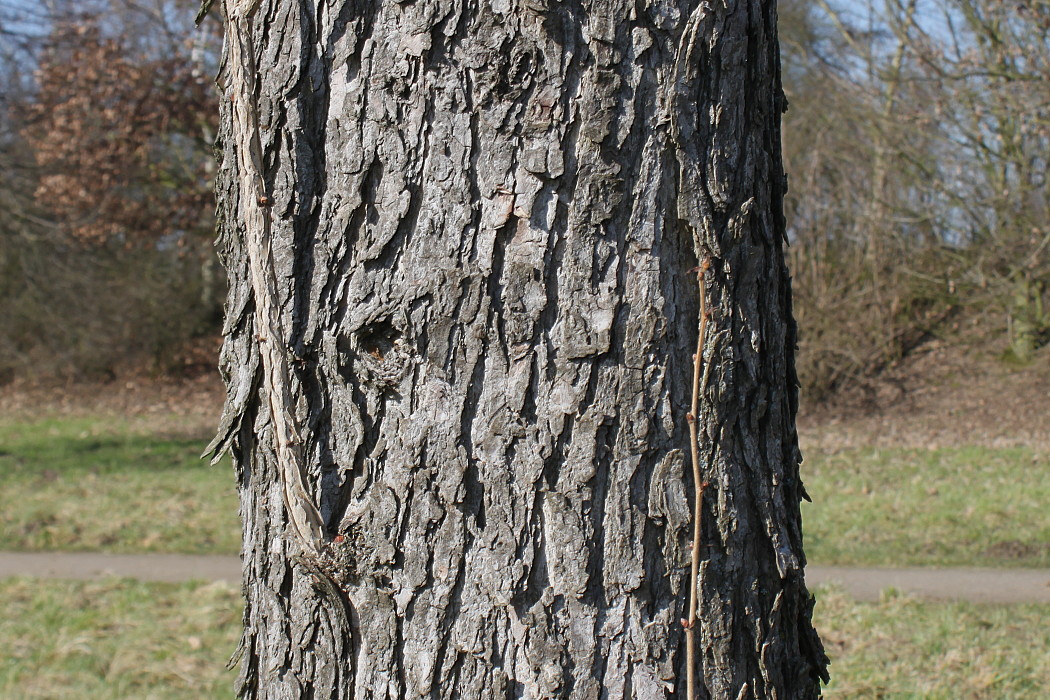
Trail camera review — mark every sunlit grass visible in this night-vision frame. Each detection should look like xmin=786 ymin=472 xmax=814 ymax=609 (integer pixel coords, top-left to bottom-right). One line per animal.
xmin=803 ymin=446 xmax=1050 ymax=567
xmin=0 ymin=577 xmax=1045 ymax=699
xmin=0 ymin=577 xmax=240 ymax=699
xmin=816 ymin=586 xmax=1050 ymax=698
xmin=2 ymin=416 xmax=1048 ymax=568
xmin=0 ymin=417 xmax=239 ymax=554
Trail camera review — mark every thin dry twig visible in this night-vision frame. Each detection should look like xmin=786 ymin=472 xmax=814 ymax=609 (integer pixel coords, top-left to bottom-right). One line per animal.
xmin=685 ymin=258 xmax=711 ymax=699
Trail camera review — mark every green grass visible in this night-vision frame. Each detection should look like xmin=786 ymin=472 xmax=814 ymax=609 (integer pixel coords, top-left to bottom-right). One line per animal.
xmin=0 ymin=417 xmax=239 ymax=554
xmin=3 ymin=415 xmax=1048 ymax=567
xmin=0 ymin=577 xmax=1045 ymax=699
xmin=0 ymin=577 xmax=240 ymax=699
xmin=803 ymin=446 xmax=1050 ymax=567
xmin=816 ymin=586 xmax=1050 ymax=698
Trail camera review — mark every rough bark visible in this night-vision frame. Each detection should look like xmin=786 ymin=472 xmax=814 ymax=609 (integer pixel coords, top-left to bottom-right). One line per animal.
xmin=209 ymin=0 xmax=829 ymax=697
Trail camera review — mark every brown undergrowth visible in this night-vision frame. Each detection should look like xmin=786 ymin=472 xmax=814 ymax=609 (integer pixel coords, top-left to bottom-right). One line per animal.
xmin=2 ymin=327 xmax=1046 ymax=450
xmin=798 ymin=335 xmax=1050 ymax=451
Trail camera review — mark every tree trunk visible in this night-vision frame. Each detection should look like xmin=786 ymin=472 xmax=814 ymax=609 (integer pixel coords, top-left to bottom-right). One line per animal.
xmin=209 ymin=0 xmax=829 ymax=697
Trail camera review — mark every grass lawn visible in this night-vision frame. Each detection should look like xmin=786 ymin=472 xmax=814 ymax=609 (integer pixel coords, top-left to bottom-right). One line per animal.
xmin=0 ymin=417 xmax=239 ymax=555
xmin=0 ymin=576 xmax=1045 ymax=699
xmin=816 ymin=587 xmax=1050 ymax=698
xmin=0 ymin=577 xmax=240 ymax=699
xmin=802 ymin=446 xmax=1050 ymax=568
xmin=2 ymin=415 xmax=1048 ymax=568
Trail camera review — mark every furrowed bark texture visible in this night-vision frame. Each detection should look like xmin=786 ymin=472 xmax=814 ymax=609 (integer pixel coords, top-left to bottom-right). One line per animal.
xmin=209 ymin=0 xmax=829 ymax=697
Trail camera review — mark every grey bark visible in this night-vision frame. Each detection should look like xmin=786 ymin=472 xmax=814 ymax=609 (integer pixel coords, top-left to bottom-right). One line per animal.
xmin=209 ymin=0 xmax=829 ymax=697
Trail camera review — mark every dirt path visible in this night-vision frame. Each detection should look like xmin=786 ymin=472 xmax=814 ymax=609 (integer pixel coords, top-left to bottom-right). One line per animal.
xmin=806 ymin=565 xmax=1050 ymax=604
xmin=0 ymin=552 xmax=240 ymax=584
xmin=1 ymin=552 xmax=1048 ymax=603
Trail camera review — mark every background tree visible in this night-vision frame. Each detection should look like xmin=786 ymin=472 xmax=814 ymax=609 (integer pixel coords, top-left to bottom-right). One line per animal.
xmin=779 ymin=0 xmax=1050 ymax=397
xmin=210 ymin=0 xmax=828 ymax=697
xmin=27 ymin=19 xmax=214 ymax=248
xmin=890 ymin=0 xmax=1050 ymax=362
xmin=0 ymin=0 xmax=224 ymax=380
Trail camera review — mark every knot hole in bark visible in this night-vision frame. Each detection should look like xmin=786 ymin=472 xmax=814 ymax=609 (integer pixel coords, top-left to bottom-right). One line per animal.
xmin=338 ymin=318 xmax=414 ymax=392
xmin=357 ymin=318 xmax=400 ymax=362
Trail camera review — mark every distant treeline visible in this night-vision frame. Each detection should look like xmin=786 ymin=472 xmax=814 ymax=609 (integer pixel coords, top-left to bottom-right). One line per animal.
xmin=781 ymin=0 xmax=1049 ymax=397
xmin=0 ymin=0 xmax=1046 ymax=395
xmin=0 ymin=1 xmax=221 ymax=380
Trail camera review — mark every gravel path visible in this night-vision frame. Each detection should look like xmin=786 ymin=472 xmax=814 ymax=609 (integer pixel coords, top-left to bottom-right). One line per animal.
xmin=1 ymin=552 xmax=1048 ymax=603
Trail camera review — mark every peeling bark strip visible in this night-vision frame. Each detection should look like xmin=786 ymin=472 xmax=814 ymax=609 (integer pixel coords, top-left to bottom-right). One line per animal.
xmin=209 ymin=0 xmax=829 ymax=698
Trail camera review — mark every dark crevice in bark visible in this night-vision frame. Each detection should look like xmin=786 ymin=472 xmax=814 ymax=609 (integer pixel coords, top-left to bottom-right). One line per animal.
xmin=336 ymin=361 xmax=383 ymax=515
xmin=512 ymin=512 xmax=550 ymax=617
xmin=459 ymin=349 xmax=487 ymax=438
xmin=544 ymin=417 xmax=573 ymax=491
xmin=364 ymin=182 xmax=420 ymax=271
xmin=463 ymin=459 xmax=485 ymax=530
xmin=487 ymin=213 xmax=515 ymax=362
xmin=584 ymin=414 xmax=617 ymax=607
xmin=322 ymin=157 xmax=382 ymax=319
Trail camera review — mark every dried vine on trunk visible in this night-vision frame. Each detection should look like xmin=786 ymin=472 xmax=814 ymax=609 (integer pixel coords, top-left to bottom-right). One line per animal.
xmin=224 ymin=0 xmax=326 ymax=555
